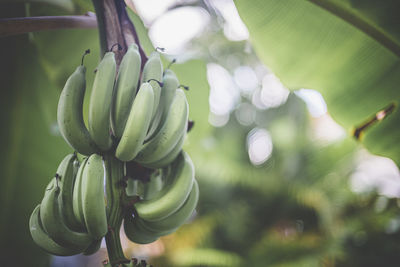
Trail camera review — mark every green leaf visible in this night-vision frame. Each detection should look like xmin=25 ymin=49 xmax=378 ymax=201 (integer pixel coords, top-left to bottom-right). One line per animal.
xmin=0 ymin=36 xmax=72 ymax=266
xmin=235 ymin=0 xmax=400 ymax=165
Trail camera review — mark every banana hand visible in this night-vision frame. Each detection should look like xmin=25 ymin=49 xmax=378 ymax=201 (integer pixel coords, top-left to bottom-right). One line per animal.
xmin=134 ymin=152 xmax=194 ymax=221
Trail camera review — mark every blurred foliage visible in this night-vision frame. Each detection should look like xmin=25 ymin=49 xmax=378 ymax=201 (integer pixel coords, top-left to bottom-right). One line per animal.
xmin=0 ymin=1 xmax=400 ymax=267
xmin=235 ymin=0 xmax=400 ymax=166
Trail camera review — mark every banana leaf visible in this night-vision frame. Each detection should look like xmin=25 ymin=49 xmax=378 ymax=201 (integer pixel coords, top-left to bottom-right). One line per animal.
xmin=235 ymin=0 xmax=400 ymax=165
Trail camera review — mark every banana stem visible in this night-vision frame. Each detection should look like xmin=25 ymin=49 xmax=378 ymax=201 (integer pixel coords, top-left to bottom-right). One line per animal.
xmin=91 ymin=0 xmax=149 ymax=263
xmin=105 ymin=221 xmax=126 ymax=264
xmin=104 ymin=155 xmax=129 ymax=265
xmin=91 ymin=0 xmax=147 ymax=66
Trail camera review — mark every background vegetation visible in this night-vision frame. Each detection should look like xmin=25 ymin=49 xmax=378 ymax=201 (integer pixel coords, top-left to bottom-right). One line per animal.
xmin=0 ymin=0 xmax=399 ymax=266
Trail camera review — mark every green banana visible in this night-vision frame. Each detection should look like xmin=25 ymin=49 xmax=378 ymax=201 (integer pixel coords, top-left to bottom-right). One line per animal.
xmin=73 ymin=157 xmax=88 ymax=227
xmin=111 ymin=44 xmax=142 ymax=138
xmin=142 ymin=179 xmax=198 ymax=234
xmin=39 ymin=176 xmax=92 ymax=250
xmin=81 ymin=154 xmax=108 ymax=239
xmin=140 ymin=51 xmax=163 ymax=122
xmin=115 ymin=83 xmax=155 ymax=162
xmin=145 ymin=69 xmax=179 ymax=141
xmin=44 ymin=177 xmax=56 ymax=194
xmin=30 ymin=205 xmax=81 ymax=256
xmin=57 ymin=64 xmax=97 ymax=155
xmin=83 ymin=238 xmax=102 ymax=255
xmin=88 ymin=51 xmax=116 ymax=151
xmin=141 ymin=127 xmax=186 ymax=169
xmin=124 ymin=214 xmax=159 ymax=244
xmin=134 ymin=152 xmax=194 ymax=221
xmin=58 ymin=154 xmax=83 ymax=231
xmin=135 ymin=89 xmax=188 ymax=165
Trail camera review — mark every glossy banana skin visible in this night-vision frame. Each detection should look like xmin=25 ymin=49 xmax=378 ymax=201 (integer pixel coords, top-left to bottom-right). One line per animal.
xmin=57 ymin=65 xmax=97 ymax=155
xmin=135 ymin=89 xmax=189 ymax=165
xmin=81 ymin=154 xmax=108 ymax=239
xmin=88 ymin=52 xmax=116 ymax=151
xmin=134 ymin=152 xmax=194 ymax=221
xmin=115 ymin=83 xmax=154 ymax=162
xmin=111 ymin=44 xmax=142 ymax=138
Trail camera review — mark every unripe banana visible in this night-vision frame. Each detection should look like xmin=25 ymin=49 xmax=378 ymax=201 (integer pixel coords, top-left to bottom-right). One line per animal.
xmin=58 ymin=154 xmax=83 ymax=231
xmin=111 ymin=44 xmax=142 ymax=138
xmin=134 ymin=152 xmax=194 ymax=221
xmin=123 ymin=214 xmax=159 ymax=244
xmin=88 ymin=52 xmax=116 ymax=151
xmin=57 ymin=65 xmax=97 ymax=155
xmin=73 ymin=157 xmax=88 ymax=227
xmin=44 ymin=178 xmax=56 ymax=194
xmin=81 ymin=154 xmax=108 ymax=239
xmin=140 ymin=51 xmax=163 ymax=122
xmin=145 ymin=69 xmax=179 ymax=141
xmin=135 ymin=89 xmax=188 ymax=165
xmin=141 ymin=128 xmax=186 ymax=169
xmin=143 ymin=179 xmax=198 ymax=234
xmin=30 ymin=205 xmax=81 ymax=256
xmin=115 ymin=83 xmax=154 ymax=162
xmin=40 ymin=178 xmax=92 ymax=250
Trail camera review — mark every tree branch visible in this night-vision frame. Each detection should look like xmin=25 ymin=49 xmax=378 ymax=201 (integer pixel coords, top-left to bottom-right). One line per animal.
xmin=0 ymin=13 xmax=97 ymax=37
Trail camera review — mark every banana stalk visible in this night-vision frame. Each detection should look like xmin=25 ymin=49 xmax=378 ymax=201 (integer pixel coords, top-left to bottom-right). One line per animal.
xmin=103 ymin=154 xmax=130 ymax=265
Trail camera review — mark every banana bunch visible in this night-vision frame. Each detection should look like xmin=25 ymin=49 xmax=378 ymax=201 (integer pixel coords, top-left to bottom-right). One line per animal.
xmin=31 ymin=45 xmax=198 ymax=265
xmin=57 ymin=45 xmax=188 ymax=169
xmin=29 ymin=153 xmax=108 ymax=256
xmin=124 ymin=152 xmax=199 ymax=244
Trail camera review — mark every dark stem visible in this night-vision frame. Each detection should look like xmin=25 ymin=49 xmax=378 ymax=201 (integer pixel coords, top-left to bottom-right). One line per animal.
xmin=92 ymin=0 xmax=147 ymax=66
xmin=109 ymin=43 xmax=123 ymax=52
xmin=115 ymin=0 xmax=148 ymax=68
xmin=81 ymin=49 xmax=91 ymax=66
xmin=166 ymin=59 xmax=177 ymax=70
xmin=155 ymin=47 xmax=166 ymax=52
xmin=0 ymin=13 xmax=97 ymax=37
xmin=147 ymin=78 xmax=164 ymax=87
xmin=353 ymin=102 xmax=396 ymax=139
